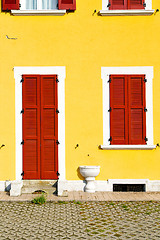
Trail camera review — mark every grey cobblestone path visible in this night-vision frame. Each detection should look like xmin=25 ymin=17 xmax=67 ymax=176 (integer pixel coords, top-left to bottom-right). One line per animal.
xmin=0 ymin=201 xmax=159 ymax=239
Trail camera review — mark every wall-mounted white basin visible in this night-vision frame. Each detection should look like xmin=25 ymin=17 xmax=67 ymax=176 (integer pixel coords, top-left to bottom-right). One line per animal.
xmin=79 ymin=166 xmax=100 ymax=193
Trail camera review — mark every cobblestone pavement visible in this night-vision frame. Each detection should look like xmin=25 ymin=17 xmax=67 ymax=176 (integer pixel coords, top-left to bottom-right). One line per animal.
xmin=0 ymin=201 xmax=159 ymax=239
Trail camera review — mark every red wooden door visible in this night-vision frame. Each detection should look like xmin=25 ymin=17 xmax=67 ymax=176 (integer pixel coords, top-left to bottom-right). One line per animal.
xmin=22 ymin=75 xmax=58 ymax=180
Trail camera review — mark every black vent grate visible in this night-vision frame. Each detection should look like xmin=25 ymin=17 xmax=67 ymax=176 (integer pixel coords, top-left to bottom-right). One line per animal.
xmin=113 ymin=184 xmax=145 ymax=192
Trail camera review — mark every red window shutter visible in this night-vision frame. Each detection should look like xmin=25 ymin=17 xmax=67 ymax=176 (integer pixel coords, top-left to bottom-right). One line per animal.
xmin=129 ymin=0 xmax=145 ymax=9
xmin=40 ymin=75 xmax=58 ymax=179
xmin=22 ymin=75 xmax=41 ymax=179
xmin=128 ymin=75 xmax=146 ymax=144
xmin=58 ymin=0 xmax=76 ymax=10
xmin=110 ymin=0 xmax=127 ymax=10
xmin=110 ymin=75 xmax=128 ymax=145
xmin=2 ymin=0 xmax=19 ymax=10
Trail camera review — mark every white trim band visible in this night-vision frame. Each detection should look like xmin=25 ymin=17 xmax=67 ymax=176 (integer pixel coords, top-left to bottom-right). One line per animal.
xmin=99 ymin=10 xmax=154 ymax=16
xmin=100 ymin=145 xmax=156 ymax=150
xmin=58 ymin=179 xmax=160 ymax=195
xmin=11 ymin=10 xmax=66 ymax=16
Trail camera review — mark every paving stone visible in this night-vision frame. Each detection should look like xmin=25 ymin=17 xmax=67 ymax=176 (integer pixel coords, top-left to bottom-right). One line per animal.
xmin=0 ymin=201 xmax=159 ymax=239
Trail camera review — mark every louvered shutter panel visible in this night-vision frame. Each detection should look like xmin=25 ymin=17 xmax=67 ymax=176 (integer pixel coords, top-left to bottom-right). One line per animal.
xmin=128 ymin=75 xmax=146 ymax=144
xmin=2 ymin=0 xmax=19 ymax=10
xmin=129 ymin=0 xmax=145 ymax=9
xmin=41 ymin=75 xmax=58 ymax=179
xmin=22 ymin=75 xmax=41 ymax=179
xmin=109 ymin=0 xmax=127 ymax=10
xmin=110 ymin=75 xmax=128 ymax=145
xmin=58 ymin=0 xmax=76 ymax=10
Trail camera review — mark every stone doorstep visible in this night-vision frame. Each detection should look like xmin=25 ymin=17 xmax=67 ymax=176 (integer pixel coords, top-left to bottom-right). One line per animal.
xmin=10 ymin=180 xmax=58 ymax=196
xmin=21 ymin=180 xmax=57 ymax=194
xmin=21 ymin=187 xmax=57 ymax=194
xmin=22 ymin=180 xmax=57 ymax=187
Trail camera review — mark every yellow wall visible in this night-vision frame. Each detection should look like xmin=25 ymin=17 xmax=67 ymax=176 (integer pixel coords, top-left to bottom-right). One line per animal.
xmin=0 ymin=0 xmax=160 ymax=181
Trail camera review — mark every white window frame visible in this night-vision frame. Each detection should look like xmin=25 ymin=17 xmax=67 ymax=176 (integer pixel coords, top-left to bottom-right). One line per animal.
xmin=11 ymin=0 xmax=66 ymax=15
xmin=100 ymin=66 xmax=156 ymax=150
xmin=99 ymin=0 xmax=154 ymax=16
xmin=14 ymin=66 xmax=66 ymax=180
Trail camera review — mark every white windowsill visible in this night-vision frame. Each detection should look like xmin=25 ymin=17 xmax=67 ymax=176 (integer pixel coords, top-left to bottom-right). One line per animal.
xmin=11 ymin=10 xmax=66 ymax=16
xmin=100 ymin=145 xmax=156 ymax=150
xmin=99 ymin=10 xmax=154 ymax=16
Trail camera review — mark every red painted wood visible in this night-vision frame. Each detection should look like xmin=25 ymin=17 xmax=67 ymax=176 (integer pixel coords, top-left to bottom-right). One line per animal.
xmin=128 ymin=75 xmax=146 ymax=144
xmin=58 ymin=0 xmax=76 ymax=10
xmin=22 ymin=75 xmax=58 ymax=180
xmin=110 ymin=0 xmax=144 ymax=9
xmin=40 ymin=75 xmax=58 ymax=179
xmin=22 ymin=75 xmax=41 ymax=179
xmin=129 ymin=0 xmax=145 ymax=9
xmin=110 ymin=74 xmax=146 ymax=145
xmin=110 ymin=75 xmax=128 ymax=145
xmin=110 ymin=0 xmax=127 ymax=10
xmin=2 ymin=0 xmax=19 ymax=10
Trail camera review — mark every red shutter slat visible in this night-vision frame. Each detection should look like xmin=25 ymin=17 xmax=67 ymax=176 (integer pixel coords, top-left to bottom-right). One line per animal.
xmin=22 ymin=75 xmax=41 ymax=179
xmin=129 ymin=0 xmax=145 ymax=9
xmin=2 ymin=0 xmax=19 ymax=10
xmin=40 ymin=75 xmax=58 ymax=179
xmin=110 ymin=0 xmax=127 ymax=10
xmin=110 ymin=75 xmax=128 ymax=145
xmin=58 ymin=0 xmax=76 ymax=10
xmin=128 ymin=75 xmax=146 ymax=144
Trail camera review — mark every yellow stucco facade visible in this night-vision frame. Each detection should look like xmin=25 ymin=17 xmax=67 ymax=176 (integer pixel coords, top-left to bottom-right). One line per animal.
xmin=0 ymin=0 xmax=160 ymax=186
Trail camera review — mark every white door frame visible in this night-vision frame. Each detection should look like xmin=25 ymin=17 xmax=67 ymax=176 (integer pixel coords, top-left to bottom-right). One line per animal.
xmin=14 ymin=67 xmax=66 ymax=181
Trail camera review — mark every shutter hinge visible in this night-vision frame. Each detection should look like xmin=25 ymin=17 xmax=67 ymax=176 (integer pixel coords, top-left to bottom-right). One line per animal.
xmin=56 ymin=140 xmax=60 ymax=145
xmin=56 ymin=78 xmax=59 ymax=83
xmin=143 ymin=2 xmax=146 ymax=7
xmin=144 ymin=78 xmax=147 ymax=83
xmin=108 ymin=78 xmax=111 ymax=83
xmin=56 ymin=109 xmax=59 ymax=114
xmin=108 ymin=137 xmax=112 ymax=142
xmin=20 ymin=78 xmax=24 ymax=83
xmin=19 ymin=3 xmax=21 ymax=7
xmin=108 ymin=107 xmax=112 ymax=112
xmin=56 ymin=171 xmax=60 ymax=176
xmin=107 ymin=2 xmax=111 ymax=7
xmin=21 ymin=109 xmax=24 ymax=114
xmin=144 ymin=108 xmax=147 ymax=112
xmin=145 ymin=137 xmax=148 ymax=142
xmin=21 ymin=140 xmax=24 ymax=145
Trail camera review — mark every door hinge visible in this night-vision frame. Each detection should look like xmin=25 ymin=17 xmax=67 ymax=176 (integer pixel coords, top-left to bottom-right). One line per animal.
xmin=21 ymin=140 xmax=24 ymax=145
xmin=21 ymin=171 xmax=24 ymax=179
xmin=56 ymin=109 xmax=59 ymax=114
xmin=144 ymin=108 xmax=147 ymax=112
xmin=21 ymin=109 xmax=24 ymax=114
xmin=145 ymin=137 xmax=148 ymax=142
xmin=20 ymin=78 xmax=24 ymax=83
xmin=108 ymin=137 xmax=112 ymax=142
xmin=56 ymin=140 xmax=60 ymax=145
xmin=108 ymin=78 xmax=111 ymax=83
xmin=108 ymin=107 xmax=112 ymax=112
xmin=143 ymin=2 xmax=146 ymax=7
xmin=56 ymin=171 xmax=60 ymax=176
xmin=144 ymin=78 xmax=147 ymax=83
xmin=107 ymin=2 xmax=111 ymax=7
xmin=56 ymin=78 xmax=59 ymax=83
